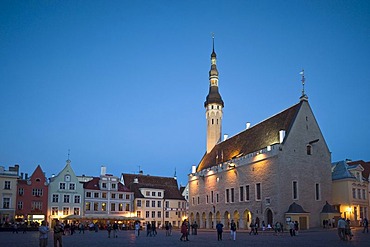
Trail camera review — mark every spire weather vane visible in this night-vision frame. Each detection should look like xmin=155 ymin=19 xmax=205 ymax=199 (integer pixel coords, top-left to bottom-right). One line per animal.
xmin=300 ymin=69 xmax=306 ymax=97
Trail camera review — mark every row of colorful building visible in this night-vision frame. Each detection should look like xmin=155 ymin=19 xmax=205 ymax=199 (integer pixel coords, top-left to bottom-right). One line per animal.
xmin=0 ymin=161 xmax=187 ymax=228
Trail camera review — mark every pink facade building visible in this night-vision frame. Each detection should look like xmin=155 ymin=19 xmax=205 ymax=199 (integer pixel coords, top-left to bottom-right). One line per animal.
xmin=16 ymin=165 xmax=48 ymax=225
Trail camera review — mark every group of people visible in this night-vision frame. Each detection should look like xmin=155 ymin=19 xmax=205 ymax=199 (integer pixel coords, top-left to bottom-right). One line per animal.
xmin=215 ymin=220 xmax=237 ymax=241
xmin=145 ymin=222 xmax=158 ymax=237
xmin=38 ymin=219 xmax=64 ymax=247
xmin=106 ymin=222 xmax=119 ymax=238
xmin=337 ymin=217 xmax=353 ymax=241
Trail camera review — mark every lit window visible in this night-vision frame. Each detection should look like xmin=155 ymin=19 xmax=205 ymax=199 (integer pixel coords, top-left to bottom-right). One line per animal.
xmin=74 ymin=207 xmax=80 ymax=215
xmin=63 ymin=207 xmax=69 ymax=215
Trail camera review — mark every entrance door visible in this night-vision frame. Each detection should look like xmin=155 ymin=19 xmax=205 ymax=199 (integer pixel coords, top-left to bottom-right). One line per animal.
xmin=266 ymin=209 xmax=273 ymax=225
xmin=299 ymin=217 xmax=307 ymax=230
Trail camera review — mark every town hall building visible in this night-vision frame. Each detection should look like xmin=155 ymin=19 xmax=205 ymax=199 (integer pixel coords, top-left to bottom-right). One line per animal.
xmin=188 ymin=39 xmax=333 ymax=230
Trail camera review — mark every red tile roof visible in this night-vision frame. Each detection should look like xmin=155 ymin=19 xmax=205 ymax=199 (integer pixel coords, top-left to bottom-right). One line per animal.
xmin=121 ymin=173 xmax=185 ymax=200
xmin=83 ymin=177 xmax=131 ymax=192
xmin=197 ymin=101 xmax=302 ymax=172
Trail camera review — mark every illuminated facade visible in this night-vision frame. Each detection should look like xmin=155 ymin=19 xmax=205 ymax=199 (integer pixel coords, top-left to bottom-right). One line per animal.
xmin=189 ymin=44 xmax=333 ymax=230
xmin=83 ymin=166 xmax=133 ymax=219
xmin=47 ymin=159 xmax=84 ymax=225
xmin=332 ymin=160 xmax=369 ymax=225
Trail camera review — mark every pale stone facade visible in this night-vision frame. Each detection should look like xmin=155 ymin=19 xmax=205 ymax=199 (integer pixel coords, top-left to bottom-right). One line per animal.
xmin=189 ymin=99 xmax=332 ymax=230
xmin=0 ymin=165 xmax=19 ymax=224
xmin=189 ymin=44 xmax=333 ymax=230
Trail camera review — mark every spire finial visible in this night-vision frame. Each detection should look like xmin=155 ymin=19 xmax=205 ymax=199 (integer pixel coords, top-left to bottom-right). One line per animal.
xmin=299 ymin=69 xmax=308 ymax=100
xmin=211 ymin=32 xmax=215 ymax=52
xmin=174 ymin=168 xmax=177 ymax=180
xmin=67 ymin=149 xmax=71 ymax=163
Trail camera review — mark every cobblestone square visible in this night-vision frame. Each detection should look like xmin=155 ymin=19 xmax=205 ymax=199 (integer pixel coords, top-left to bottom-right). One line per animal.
xmin=1 ymin=227 xmax=370 ymax=247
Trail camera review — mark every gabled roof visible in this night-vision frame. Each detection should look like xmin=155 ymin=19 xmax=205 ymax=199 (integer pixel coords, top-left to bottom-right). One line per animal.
xmin=197 ymin=101 xmax=302 ymax=172
xmin=121 ymin=173 xmax=185 ymax=200
xmin=348 ymin=160 xmax=370 ymax=180
xmin=83 ymin=177 xmax=130 ymax=192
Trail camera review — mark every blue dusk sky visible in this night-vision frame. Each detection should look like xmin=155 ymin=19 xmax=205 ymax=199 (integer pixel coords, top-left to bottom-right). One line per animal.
xmin=1 ymin=1 xmax=370 ymax=186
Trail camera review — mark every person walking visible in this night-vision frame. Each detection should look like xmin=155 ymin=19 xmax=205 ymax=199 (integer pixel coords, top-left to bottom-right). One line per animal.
xmin=289 ymin=221 xmax=295 ymax=236
xmin=39 ymin=220 xmax=49 ymax=247
xmin=249 ymin=221 xmax=255 ymax=235
xmin=363 ymin=218 xmax=369 ymax=233
xmin=180 ymin=221 xmax=189 ymax=241
xmin=337 ymin=217 xmax=346 ymax=241
xmin=135 ymin=221 xmax=140 ymax=237
xmin=107 ymin=222 xmax=112 ymax=238
xmin=230 ymin=219 xmax=236 ymax=240
xmin=53 ymin=219 xmax=63 ymax=247
xmin=216 ymin=221 xmax=224 ymax=241
xmin=113 ymin=222 xmax=118 ymax=238
xmin=146 ymin=222 xmax=152 ymax=237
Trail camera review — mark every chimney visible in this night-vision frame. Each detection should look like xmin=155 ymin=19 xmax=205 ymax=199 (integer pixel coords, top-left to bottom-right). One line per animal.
xmin=279 ymin=130 xmax=286 ymax=143
xmin=101 ymin=166 xmax=106 ymax=176
xmin=25 ymin=173 xmax=28 ymax=180
xmin=191 ymin=165 xmax=196 ymax=174
xmin=223 ymin=134 xmax=228 ymax=141
xmin=246 ymin=122 xmax=251 ymax=129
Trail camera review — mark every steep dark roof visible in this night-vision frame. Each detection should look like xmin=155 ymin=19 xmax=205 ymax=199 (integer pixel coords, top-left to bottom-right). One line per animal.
xmin=121 ymin=173 xmax=185 ymax=200
xmin=204 ymin=86 xmax=224 ymax=107
xmin=197 ymin=102 xmax=302 ymax=172
xmin=321 ymin=201 xmax=340 ymax=213
xmin=286 ymin=202 xmax=309 ymax=213
xmin=83 ymin=177 xmax=130 ymax=192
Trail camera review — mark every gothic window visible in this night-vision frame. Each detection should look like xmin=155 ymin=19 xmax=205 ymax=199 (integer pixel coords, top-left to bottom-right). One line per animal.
xmin=231 ymin=188 xmax=235 ymax=203
xmin=293 ymin=181 xmax=298 ymax=200
xmin=255 ymin=183 xmax=261 ymax=201
xmin=315 ymin=183 xmax=321 ymax=201
xmin=246 ymin=185 xmax=250 ymax=201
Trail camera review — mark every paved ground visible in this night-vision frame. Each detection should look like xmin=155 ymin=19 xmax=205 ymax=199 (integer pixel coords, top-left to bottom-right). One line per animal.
xmin=1 ymin=227 xmax=370 ymax=247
